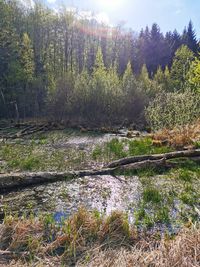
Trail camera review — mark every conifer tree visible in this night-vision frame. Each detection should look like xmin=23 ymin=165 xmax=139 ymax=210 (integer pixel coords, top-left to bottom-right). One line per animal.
xmin=182 ymin=21 xmax=198 ymax=54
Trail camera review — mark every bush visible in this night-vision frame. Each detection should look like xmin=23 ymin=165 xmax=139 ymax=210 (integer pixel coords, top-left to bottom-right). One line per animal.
xmin=145 ymin=89 xmax=200 ymax=130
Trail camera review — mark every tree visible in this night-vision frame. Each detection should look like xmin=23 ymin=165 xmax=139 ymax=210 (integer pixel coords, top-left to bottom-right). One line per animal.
xmin=122 ymin=62 xmax=146 ymax=123
xmin=188 ymin=54 xmax=200 ymax=92
xmin=182 ymin=21 xmax=198 ymax=54
xmin=19 ymin=32 xmax=35 ymax=117
xmin=0 ymin=0 xmax=22 ymax=119
xmin=170 ymin=45 xmax=194 ymax=90
xmin=139 ymin=64 xmax=152 ymax=95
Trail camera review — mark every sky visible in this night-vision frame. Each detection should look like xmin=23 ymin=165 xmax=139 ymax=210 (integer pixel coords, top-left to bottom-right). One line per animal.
xmin=45 ymin=0 xmax=200 ymax=37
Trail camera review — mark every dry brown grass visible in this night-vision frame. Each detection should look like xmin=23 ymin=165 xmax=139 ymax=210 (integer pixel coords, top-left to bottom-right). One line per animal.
xmin=0 ymin=216 xmax=43 ymax=253
xmin=0 ymin=210 xmax=200 ymax=267
xmin=78 ymin=224 xmax=200 ymax=267
xmin=152 ymin=120 xmax=200 ymax=149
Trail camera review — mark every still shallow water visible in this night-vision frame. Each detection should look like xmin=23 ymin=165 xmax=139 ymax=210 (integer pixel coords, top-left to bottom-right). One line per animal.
xmin=0 ymin=175 xmax=142 ymax=222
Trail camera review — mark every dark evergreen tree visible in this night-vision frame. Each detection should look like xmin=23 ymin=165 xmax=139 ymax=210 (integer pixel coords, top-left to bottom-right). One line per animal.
xmin=182 ymin=20 xmax=198 ymax=54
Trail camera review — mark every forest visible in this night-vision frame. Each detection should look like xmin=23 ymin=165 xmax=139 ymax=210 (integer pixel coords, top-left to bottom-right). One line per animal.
xmin=1 ymin=0 xmax=200 ymax=129
xmin=0 ymin=1 xmax=200 ymax=266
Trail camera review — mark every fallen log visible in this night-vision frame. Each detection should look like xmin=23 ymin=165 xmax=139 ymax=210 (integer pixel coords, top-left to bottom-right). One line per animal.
xmin=0 ymin=158 xmax=180 ymax=192
xmin=0 ymin=168 xmax=116 ymax=192
xmin=1 ymin=149 xmax=200 ymax=192
xmin=106 ymin=149 xmax=200 ymax=168
xmin=118 ymin=158 xmax=167 ymax=171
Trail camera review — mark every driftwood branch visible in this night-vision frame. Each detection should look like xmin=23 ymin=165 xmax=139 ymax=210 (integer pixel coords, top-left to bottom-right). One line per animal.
xmin=106 ymin=149 xmax=200 ymax=168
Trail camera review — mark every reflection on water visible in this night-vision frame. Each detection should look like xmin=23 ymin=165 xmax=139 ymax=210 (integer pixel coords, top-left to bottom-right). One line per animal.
xmin=0 ymin=175 xmax=142 ymax=222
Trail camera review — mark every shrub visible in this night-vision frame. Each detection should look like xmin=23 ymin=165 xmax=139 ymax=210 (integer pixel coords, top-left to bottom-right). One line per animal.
xmin=145 ymin=89 xmax=200 ymax=130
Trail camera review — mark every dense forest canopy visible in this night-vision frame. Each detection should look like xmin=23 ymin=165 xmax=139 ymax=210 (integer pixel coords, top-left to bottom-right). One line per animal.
xmin=0 ymin=0 xmax=200 ymax=128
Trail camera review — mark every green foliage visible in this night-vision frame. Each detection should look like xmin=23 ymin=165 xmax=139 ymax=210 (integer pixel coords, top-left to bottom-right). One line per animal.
xmin=105 ymin=138 xmax=127 ymax=158
xmin=155 ymin=206 xmax=170 ymax=223
xmin=170 ymin=45 xmax=194 ymax=90
xmin=122 ymin=62 xmax=147 ymax=121
xmin=146 ymin=89 xmax=200 ymax=130
xmin=0 ymin=0 xmax=199 ymax=129
xmin=180 ymin=192 xmax=195 ymax=206
xmin=177 ymin=169 xmax=193 ymax=182
xmin=128 ymin=138 xmax=171 ymax=156
xmin=20 ymin=33 xmax=35 ymax=83
xmin=92 ymin=145 xmax=102 ymax=160
xmin=143 ymin=188 xmax=162 ymax=203
xmin=21 ymin=156 xmax=41 ymax=171
xmin=188 ymin=54 xmax=200 ymax=92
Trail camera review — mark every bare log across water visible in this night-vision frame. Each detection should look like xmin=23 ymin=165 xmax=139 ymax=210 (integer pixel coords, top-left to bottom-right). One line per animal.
xmin=0 ymin=160 xmax=167 ymax=192
xmin=106 ymin=149 xmax=200 ymax=168
xmin=0 ymin=169 xmax=116 ymax=192
xmin=0 ymin=149 xmax=200 ymax=192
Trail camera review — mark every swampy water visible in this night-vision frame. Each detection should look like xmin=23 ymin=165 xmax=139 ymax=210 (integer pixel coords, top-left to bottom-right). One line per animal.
xmin=0 ymin=129 xmax=199 ymax=234
xmin=0 ymin=129 xmax=142 ymax=220
xmin=1 ymin=175 xmax=141 ymax=222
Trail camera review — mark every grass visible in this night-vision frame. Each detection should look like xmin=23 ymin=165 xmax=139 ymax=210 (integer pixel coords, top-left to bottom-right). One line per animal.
xmin=0 ymin=138 xmax=90 ymax=172
xmin=155 ymin=206 xmax=170 ymax=223
xmin=0 ymin=132 xmax=174 ymax=173
xmin=128 ymin=138 xmax=172 ymax=156
xmin=1 ymin=208 xmax=199 ymax=267
xmin=143 ymin=188 xmax=162 ymax=204
xmin=152 ymin=120 xmax=200 ymax=149
xmin=0 ymin=129 xmax=199 ymax=265
xmin=131 ymin=157 xmax=200 ymax=228
xmin=92 ymin=137 xmax=173 ymax=164
xmin=0 ymin=208 xmax=135 ymax=265
xmin=0 ymin=130 xmax=200 ymax=234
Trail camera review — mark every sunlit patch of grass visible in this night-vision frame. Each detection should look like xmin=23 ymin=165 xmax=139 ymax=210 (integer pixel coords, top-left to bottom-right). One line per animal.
xmin=177 ymin=169 xmax=194 ymax=182
xmin=92 ymin=137 xmax=173 ymax=164
xmin=143 ymin=188 xmax=162 ymax=204
xmin=134 ymin=206 xmax=146 ymax=223
xmin=105 ymin=138 xmax=127 ymax=158
xmin=135 ymin=207 xmax=154 ymax=227
xmin=128 ymin=138 xmax=172 ymax=156
xmin=1 ymin=206 xmax=200 ymax=266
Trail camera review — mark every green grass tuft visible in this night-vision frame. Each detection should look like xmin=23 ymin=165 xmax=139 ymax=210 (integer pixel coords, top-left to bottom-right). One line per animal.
xmin=143 ymin=188 xmax=162 ymax=204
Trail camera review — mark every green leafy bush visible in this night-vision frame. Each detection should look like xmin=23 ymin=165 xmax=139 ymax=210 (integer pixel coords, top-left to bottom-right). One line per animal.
xmin=145 ymin=89 xmax=200 ymax=130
